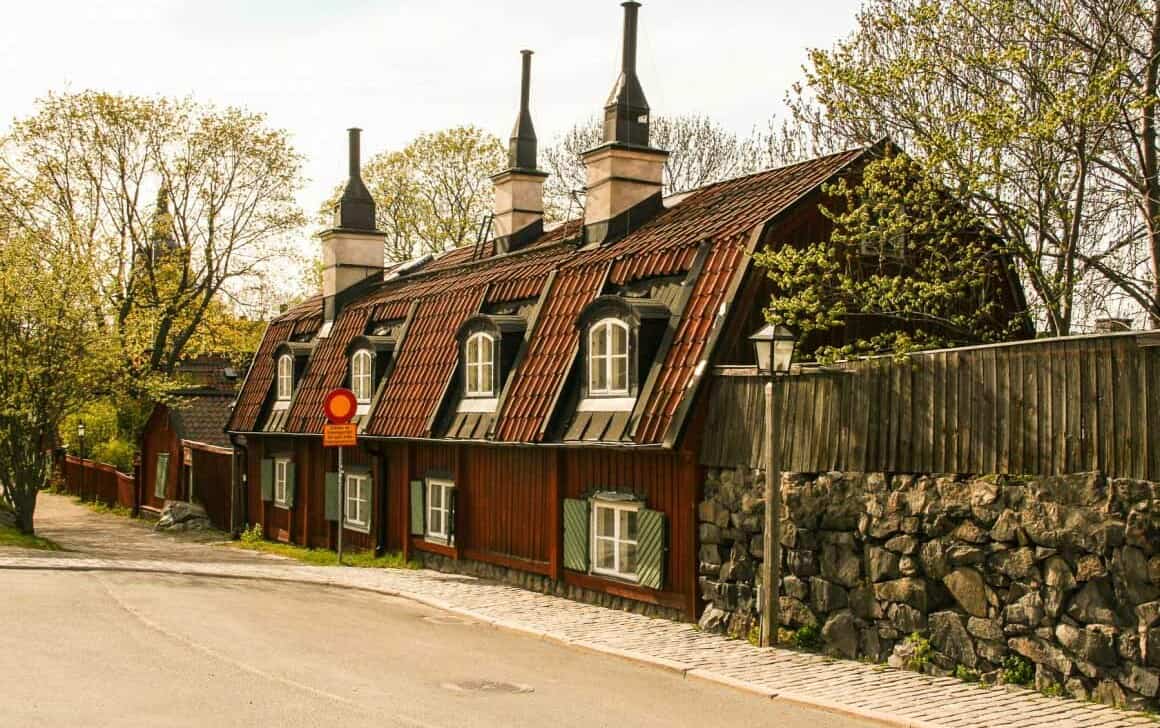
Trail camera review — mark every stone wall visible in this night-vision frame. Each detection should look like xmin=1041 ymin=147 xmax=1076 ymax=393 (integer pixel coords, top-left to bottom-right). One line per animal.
xmin=698 ymin=468 xmax=1160 ymax=710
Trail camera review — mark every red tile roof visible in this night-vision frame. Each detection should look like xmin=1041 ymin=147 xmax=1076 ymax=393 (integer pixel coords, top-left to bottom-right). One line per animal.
xmin=228 ymin=148 xmax=872 ymax=444
xmin=493 ymin=262 xmax=609 ymax=442
xmin=364 ymin=288 xmax=486 ymax=438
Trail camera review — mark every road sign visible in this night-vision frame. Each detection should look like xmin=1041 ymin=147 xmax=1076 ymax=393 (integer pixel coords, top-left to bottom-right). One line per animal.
xmin=323 ymin=388 xmax=357 ymax=424
xmin=323 ymin=423 xmax=357 ymax=447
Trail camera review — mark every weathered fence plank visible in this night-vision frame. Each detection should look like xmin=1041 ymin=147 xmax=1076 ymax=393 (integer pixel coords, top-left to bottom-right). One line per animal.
xmin=700 ymin=331 xmax=1160 ymax=480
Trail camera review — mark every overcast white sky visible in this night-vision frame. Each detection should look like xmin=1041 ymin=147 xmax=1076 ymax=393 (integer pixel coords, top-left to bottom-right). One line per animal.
xmin=0 ymin=0 xmax=862 ymax=212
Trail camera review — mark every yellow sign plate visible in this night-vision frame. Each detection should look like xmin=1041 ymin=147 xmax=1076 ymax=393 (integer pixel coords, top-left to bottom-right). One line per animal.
xmin=323 ymin=423 xmax=357 ymax=447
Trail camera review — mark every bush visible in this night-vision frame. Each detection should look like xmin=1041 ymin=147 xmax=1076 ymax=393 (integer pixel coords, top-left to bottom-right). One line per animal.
xmin=792 ymin=624 xmax=822 ymax=650
xmin=92 ymin=438 xmax=137 ymax=472
xmin=954 ymin=665 xmax=979 ymax=682
xmin=904 ymin=632 xmax=932 ymax=671
xmin=1001 ymin=655 xmax=1034 ymax=685
xmin=240 ymin=523 xmax=264 ymax=544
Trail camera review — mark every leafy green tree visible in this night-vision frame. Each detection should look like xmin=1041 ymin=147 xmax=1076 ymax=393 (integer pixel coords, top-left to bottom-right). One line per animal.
xmin=756 ymin=153 xmax=1027 ymax=361
xmin=790 ymin=0 xmax=1152 ymax=333
xmin=319 ymin=126 xmax=505 ymax=263
xmin=0 ymin=91 xmax=306 ymax=385
xmin=0 ymin=228 xmax=116 ymax=534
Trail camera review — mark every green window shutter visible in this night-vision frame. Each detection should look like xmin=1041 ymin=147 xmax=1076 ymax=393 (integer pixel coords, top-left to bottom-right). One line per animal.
xmin=260 ymin=459 xmax=273 ymax=502
xmin=365 ymin=475 xmax=374 ymax=530
xmin=324 ymin=472 xmax=339 ymax=521
xmin=563 ymin=498 xmax=590 ymax=572
xmin=636 ymin=508 xmax=666 ymax=590
xmin=409 ymin=480 xmax=425 ymax=536
xmin=285 ymin=463 xmax=297 ymax=508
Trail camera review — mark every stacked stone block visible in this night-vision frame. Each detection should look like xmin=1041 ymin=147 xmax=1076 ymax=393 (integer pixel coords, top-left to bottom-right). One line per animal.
xmin=697 ymin=468 xmax=1160 ymax=710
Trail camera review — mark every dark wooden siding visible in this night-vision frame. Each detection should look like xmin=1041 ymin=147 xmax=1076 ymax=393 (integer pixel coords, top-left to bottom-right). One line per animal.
xmin=140 ymin=404 xmax=180 ymax=510
xmin=241 ymin=437 xmax=700 ymax=619
xmin=188 ymin=445 xmax=231 ymax=530
xmin=462 ymin=447 xmax=554 ymax=567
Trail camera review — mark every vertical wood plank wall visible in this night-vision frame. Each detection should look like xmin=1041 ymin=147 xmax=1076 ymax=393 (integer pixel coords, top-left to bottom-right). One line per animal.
xmin=242 ymin=436 xmax=698 ymax=617
xmin=699 ymin=332 xmax=1160 ymax=480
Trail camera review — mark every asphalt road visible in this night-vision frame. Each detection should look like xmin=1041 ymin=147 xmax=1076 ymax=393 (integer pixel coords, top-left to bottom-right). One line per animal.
xmin=0 ymin=570 xmax=877 ymax=728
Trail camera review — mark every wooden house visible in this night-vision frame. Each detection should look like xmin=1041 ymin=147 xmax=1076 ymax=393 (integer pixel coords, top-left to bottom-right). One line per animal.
xmin=225 ymin=3 xmax=1028 ymax=620
xmin=140 ymin=356 xmax=239 ymax=529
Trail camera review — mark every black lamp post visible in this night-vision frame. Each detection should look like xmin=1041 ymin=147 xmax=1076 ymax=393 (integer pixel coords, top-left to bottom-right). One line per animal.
xmin=749 ymin=324 xmax=796 ymax=648
xmin=77 ymin=421 xmax=86 ymax=461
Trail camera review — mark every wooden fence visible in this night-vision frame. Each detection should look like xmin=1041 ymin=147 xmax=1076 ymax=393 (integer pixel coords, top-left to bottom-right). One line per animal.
xmin=700 ymin=330 xmax=1160 ymax=480
xmin=60 ymin=456 xmax=136 ymax=509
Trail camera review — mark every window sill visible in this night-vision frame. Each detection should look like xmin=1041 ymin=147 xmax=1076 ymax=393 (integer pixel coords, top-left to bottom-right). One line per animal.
xmin=274 ymin=502 xmax=291 ymax=510
xmin=590 ymin=568 xmax=640 ymax=586
xmin=457 ymin=397 xmax=498 ymax=414
xmin=577 ymin=396 xmax=636 ymax=412
xmin=343 ymin=521 xmax=370 ymax=534
xmin=272 ymin=400 xmax=291 ymax=411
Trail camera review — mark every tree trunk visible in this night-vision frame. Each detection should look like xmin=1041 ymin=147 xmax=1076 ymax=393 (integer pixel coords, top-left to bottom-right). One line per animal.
xmin=1144 ymin=0 xmax=1160 ymax=327
xmin=16 ymin=490 xmax=36 ymax=535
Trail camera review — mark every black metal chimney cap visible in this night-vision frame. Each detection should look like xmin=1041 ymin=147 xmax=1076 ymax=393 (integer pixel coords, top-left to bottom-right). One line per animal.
xmin=602 ymin=1 xmax=651 ymax=147
xmin=334 ymin=127 xmax=376 ymax=231
xmin=507 ymin=50 xmax=539 ymax=172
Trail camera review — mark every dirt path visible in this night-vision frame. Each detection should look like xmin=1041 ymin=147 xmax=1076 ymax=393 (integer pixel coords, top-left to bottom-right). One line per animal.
xmin=4 ymin=492 xmax=280 ymax=565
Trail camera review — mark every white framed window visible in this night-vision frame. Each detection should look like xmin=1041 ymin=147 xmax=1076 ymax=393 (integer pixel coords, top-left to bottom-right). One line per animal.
xmin=591 ymin=499 xmax=640 ymax=581
xmin=588 ymin=318 xmax=630 ymax=396
xmin=276 ymin=354 xmax=294 ymax=401
xmin=351 ymin=349 xmax=374 ymax=403
xmin=273 ymin=457 xmax=290 ymax=508
xmin=345 ymin=473 xmax=370 ymax=532
xmin=426 ymin=478 xmax=454 ymax=543
xmin=464 ymin=332 xmax=495 ymax=397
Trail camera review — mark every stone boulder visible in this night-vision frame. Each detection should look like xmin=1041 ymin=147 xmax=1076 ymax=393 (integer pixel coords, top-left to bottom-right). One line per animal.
xmin=821 ymin=542 xmax=861 ymax=588
xmin=866 ymin=546 xmax=901 ymax=582
xmin=1009 ymin=636 xmax=1074 ymax=676
xmin=875 ymin=577 xmax=928 ymax=612
xmin=1055 ymin=623 xmax=1117 ymax=667
xmin=810 ymin=578 xmax=848 ymax=614
xmin=930 ymin=611 xmax=977 ymax=668
xmin=943 ymin=567 xmax=987 ymax=617
xmin=822 ymin=610 xmax=859 ymax=659
xmin=1067 ymin=581 xmax=1119 ymax=626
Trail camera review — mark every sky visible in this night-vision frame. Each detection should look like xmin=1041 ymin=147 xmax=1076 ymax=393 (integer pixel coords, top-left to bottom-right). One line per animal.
xmin=0 ymin=0 xmax=863 ymax=215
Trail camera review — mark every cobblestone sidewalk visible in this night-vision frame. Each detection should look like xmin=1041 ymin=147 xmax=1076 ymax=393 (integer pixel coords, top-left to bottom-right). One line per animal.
xmin=1 ymin=548 xmax=1155 ymax=728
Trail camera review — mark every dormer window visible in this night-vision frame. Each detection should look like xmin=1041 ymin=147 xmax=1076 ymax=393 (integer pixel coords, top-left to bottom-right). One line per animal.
xmin=573 ymin=295 xmax=669 ymax=415
xmin=464 ymin=332 xmax=496 ymax=397
xmin=588 ymin=318 xmax=630 ymax=396
xmin=344 ymin=333 xmax=396 ymax=414
xmin=276 ymin=354 xmax=294 ymax=401
xmin=351 ymin=349 xmax=374 ymax=402
xmin=450 ymin=314 xmax=526 ymax=420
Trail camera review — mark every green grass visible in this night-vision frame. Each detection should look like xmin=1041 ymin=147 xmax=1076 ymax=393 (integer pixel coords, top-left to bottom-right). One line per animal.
xmin=0 ymin=524 xmax=61 ymax=550
xmin=77 ymin=498 xmax=133 ymax=519
xmin=228 ymin=537 xmax=420 ymax=569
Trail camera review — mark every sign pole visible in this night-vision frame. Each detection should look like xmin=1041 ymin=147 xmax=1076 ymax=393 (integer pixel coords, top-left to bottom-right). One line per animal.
xmin=322 ymin=387 xmax=357 ymax=568
xmin=337 ymin=445 xmax=344 ymax=565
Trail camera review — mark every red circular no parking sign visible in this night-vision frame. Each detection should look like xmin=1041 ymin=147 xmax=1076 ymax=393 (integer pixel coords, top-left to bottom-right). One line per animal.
xmin=323 ymin=388 xmax=358 ymax=424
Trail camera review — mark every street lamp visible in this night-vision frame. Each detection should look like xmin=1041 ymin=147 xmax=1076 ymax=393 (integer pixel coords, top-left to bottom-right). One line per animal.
xmin=77 ymin=421 xmax=86 ymax=461
xmin=749 ymin=324 xmax=796 ymax=648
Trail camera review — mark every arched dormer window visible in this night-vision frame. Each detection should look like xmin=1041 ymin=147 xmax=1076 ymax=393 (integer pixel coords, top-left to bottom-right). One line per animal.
xmin=464 ymin=332 xmax=496 ymax=397
xmin=588 ymin=318 xmax=630 ymax=396
xmin=276 ymin=354 xmax=294 ymax=401
xmin=575 ymin=295 xmax=669 ymax=411
xmin=351 ymin=349 xmax=374 ymax=402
